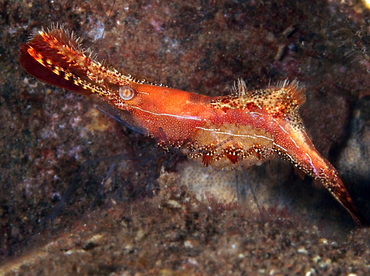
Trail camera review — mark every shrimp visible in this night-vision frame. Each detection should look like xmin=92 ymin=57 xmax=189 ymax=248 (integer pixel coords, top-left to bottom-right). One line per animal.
xmin=20 ymin=27 xmax=367 ymax=226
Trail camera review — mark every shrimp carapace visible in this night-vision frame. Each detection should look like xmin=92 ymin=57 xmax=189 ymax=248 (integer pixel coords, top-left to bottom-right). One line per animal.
xmin=20 ymin=27 xmax=367 ymax=226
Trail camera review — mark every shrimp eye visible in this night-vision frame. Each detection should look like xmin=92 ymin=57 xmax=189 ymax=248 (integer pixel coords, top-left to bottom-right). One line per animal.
xmin=119 ymin=86 xmax=135 ymax=100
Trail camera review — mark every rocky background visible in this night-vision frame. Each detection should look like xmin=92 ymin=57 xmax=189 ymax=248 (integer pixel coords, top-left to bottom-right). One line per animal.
xmin=0 ymin=0 xmax=370 ymax=274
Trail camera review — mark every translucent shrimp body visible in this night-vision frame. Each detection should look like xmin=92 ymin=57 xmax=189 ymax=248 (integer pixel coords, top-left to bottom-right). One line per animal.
xmin=20 ymin=28 xmax=366 ymax=226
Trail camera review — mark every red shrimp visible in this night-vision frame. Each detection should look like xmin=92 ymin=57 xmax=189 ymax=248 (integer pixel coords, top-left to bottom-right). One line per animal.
xmin=20 ymin=27 xmax=367 ymax=226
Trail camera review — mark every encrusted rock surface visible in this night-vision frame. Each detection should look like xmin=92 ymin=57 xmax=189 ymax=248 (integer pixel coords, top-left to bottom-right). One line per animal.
xmin=1 ymin=0 xmax=369 ymax=274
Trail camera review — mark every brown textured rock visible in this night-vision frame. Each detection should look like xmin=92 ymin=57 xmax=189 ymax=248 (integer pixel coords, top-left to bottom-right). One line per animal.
xmin=1 ymin=0 xmax=370 ymax=274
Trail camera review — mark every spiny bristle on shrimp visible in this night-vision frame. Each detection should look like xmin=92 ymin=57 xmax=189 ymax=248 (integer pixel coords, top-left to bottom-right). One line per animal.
xmin=20 ymin=27 xmax=367 ymax=226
